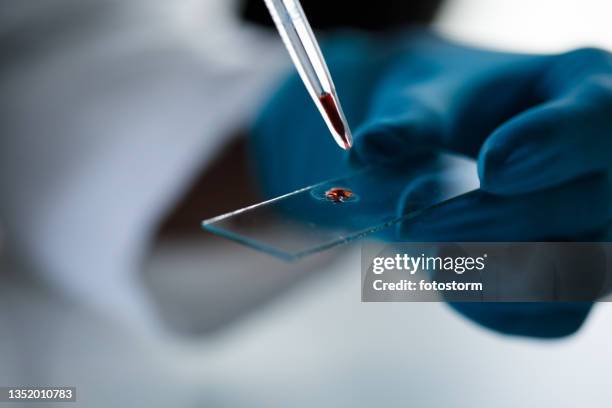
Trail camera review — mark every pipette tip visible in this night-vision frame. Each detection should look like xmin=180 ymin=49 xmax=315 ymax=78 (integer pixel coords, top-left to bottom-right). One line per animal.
xmin=341 ymin=129 xmax=353 ymax=150
xmin=318 ymin=92 xmax=353 ymax=150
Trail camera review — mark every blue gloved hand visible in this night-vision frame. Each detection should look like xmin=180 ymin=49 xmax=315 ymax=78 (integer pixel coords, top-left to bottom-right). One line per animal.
xmin=250 ymin=30 xmax=612 ymax=338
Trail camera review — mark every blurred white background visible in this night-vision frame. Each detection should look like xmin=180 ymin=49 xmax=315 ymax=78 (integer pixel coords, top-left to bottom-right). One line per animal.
xmin=437 ymin=0 xmax=612 ymax=52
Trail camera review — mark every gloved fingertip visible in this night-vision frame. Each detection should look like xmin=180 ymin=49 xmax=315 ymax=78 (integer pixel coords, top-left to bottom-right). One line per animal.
xmin=397 ymin=190 xmax=484 ymax=242
xmin=478 ymin=135 xmax=538 ymax=195
xmin=398 ymin=174 xmax=442 ymax=214
xmin=352 ymin=112 xmax=442 ymax=166
xmin=477 ymin=142 xmax=509 ymax=195
xmin=352 ymin=120 xmax=409 ymax=165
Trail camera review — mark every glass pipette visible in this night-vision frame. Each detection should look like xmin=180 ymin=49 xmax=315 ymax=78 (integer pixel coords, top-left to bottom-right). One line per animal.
xmin=263 ymin=0 xmax=353 ymax=150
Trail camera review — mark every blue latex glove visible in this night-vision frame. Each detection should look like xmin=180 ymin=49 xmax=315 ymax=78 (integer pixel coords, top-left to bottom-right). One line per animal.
xmin=250 ymin=30 xmax=612 ymax=337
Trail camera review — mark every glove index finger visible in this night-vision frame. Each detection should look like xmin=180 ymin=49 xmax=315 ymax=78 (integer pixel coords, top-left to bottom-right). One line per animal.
xmin=352 ymin=104 xmax=446 ymax=166
xmin=479 ymin=86 xmax=612 ymax=195
xmin=479 ymin=47 xmax=612 ymax=195
xmin=350 ymin=38 xmax=549 ymax=167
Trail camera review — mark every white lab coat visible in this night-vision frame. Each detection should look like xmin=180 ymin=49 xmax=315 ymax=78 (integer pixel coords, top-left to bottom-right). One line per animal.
xmin=0 ymin=0 xmax=286 ymax=329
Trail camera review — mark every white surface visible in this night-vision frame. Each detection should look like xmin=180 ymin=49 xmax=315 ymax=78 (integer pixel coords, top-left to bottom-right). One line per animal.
xmin=2 ymin=247 xmax=612 ymax=407
xmin=437 ymin=0 xmax=612 ymax=52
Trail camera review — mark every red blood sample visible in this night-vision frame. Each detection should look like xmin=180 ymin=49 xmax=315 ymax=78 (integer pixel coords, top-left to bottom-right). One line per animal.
xmin=319 ymin=93 xmax=351 ymax=149
xmin=325 ymin=187 xmax=354 ymax=203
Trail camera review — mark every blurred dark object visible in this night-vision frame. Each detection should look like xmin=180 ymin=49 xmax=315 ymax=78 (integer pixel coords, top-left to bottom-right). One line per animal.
xmin=240 ymin=0 xmax=445 ymax=31
xmin=158 ymin=135 xmax=260 ymax=237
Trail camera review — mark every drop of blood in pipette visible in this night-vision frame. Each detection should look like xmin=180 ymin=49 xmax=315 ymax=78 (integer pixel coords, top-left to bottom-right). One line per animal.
xmin=319 ymin=93 xmax=350 ymax=148
xmin=325 ymin=187 xmax=354 ymax=203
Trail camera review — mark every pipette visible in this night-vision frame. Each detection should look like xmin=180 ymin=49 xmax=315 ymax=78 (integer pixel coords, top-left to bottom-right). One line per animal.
xmin=263 ymin=0 xmax=353 ymax=150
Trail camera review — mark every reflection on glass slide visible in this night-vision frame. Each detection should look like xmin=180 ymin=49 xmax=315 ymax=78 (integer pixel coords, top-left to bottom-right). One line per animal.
xmin=203 ymin=154 xmax=479 ymax=260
